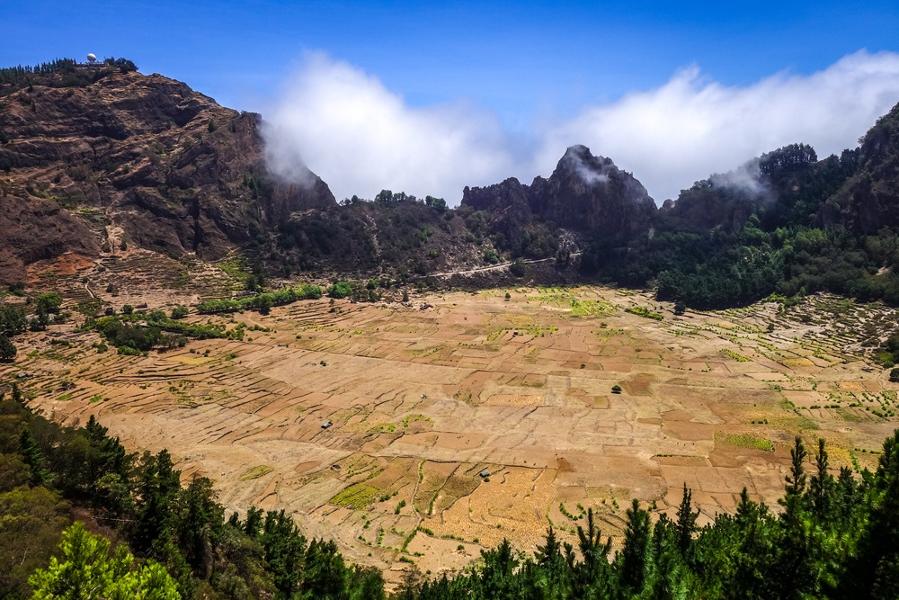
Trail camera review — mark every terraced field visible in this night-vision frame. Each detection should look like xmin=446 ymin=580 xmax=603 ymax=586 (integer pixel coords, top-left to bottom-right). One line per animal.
xmin=4 ymin=286 xmax=898 ymax=584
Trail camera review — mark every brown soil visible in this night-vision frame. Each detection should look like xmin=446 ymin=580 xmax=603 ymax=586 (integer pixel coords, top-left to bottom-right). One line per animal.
xmin=4 ymin=286 xmax=897 ymax=586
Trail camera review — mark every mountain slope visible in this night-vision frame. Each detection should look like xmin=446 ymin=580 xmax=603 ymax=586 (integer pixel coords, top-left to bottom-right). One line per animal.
xmin=0 ymin=60 xmax=333 ymax=284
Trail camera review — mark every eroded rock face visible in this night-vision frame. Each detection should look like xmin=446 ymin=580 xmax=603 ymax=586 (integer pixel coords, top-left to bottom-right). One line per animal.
xmin=824 ymin=102 xmax=899 ymax=233
xmin=0 ymin=194 xmax=99 ymax=284
xmin=530 ymin=145 xmax=656 ymax=239
xmin=462 ymin=145 xmax=657 ymax=242
xmin=0 ymin=66 xmax=333 ymax=283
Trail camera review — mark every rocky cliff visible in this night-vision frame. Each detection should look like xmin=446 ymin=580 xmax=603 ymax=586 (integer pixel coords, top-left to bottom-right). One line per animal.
xmin=0 ymin=61 xmax=333 ymax=284
xmin=462 ymin=145 xmax=656 ymax=245
xmin=824 ymin=102 xmax=899 ymax=233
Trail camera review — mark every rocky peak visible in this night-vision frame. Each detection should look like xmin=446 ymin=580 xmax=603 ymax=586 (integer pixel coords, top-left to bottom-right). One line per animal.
xmin=824 ymin=101 xmax=899 ymax=233
xmin=460 ymin=146 xmax=657 ymax=242
xmin=461 ymin=177 xmax=530 ymax=214
xmin=529 ymin=145 xmax=656 ymax=238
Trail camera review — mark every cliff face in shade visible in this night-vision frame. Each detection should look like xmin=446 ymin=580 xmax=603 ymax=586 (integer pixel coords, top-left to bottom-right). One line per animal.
xmin=0 ymin=64 xmax=334 ymax=284
xmin=462 ymin=145 xmax=656 ymax=242
xmin=529 ymin=145 xmax=657 ymax=240
xmin=823 ymin=102 xmax=899 ymax=233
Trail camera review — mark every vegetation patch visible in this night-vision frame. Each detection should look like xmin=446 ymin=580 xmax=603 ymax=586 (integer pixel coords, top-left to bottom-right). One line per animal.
xmin=91 ymin=310 xmax=239 ymax=353
xmin=721 ymin=348 xmax=751 ymax=362
xmin=716 ymin=432 xmax=775 ymax=452
xmin=570 ymin=298 xmax=616 ymax=318
xmin=197 ymin=284 xmax=323 ymax=315
xmin=329 ymin=483 xmax=382 ymax=510
xmin=625 ymin=306 xmax=664 ymax=320
xmin=401 ymin=414 xmax=433 ymax=428
xmin=486 ymin=321 xmax=557 ymax=342
xmin=239 ymin=465 xmax=273 ymax=480
xmin=215 ymin=255 xmax=251 ymax=283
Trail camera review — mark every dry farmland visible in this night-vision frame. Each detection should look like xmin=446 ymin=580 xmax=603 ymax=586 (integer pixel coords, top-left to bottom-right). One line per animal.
xmin=4 ymin=286 xmax=898 ymax=584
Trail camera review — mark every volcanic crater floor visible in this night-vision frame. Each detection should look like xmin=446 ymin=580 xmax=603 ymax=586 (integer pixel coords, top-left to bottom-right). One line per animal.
xmin=6 ymin=286 xmax=898 ymax=584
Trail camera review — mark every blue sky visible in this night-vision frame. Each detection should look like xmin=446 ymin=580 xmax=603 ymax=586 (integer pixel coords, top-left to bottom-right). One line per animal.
xmin=3 ymin=1 xmax=898 ymax=125
xmin=4 ymin=1 xmax=899 ymax=201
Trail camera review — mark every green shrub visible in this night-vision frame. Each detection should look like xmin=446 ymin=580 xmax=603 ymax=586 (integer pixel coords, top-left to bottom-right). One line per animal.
xmin=35 ymin=292 xmax=62 ymax=315
xmin=328 ymin=281 xmax=353 ymax=299
xmin=625 ymin=306 xmax=664 ymax=321
xmin=0 ymin=334 xmax=15 ymax=362
xmin=196 ymin=284 xmax=322 ymax=315
xmin=0 ymin=304 xmax=26 ymax=336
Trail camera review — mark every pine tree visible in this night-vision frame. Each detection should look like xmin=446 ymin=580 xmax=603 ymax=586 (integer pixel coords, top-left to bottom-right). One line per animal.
xmin=784 ymin=436 xmax=807 ymax=498
xmin=261 ymin=510 xmax=306 ymax=597
xmin=19 ymin=428 xmax=49 ymax=485
xmin=776 ymin=436 xmax=813 ymax=599
xmin=808 ymin=438 xmax=833 ymax=519
xmin=177 ymin=476 xmax=223 ymax=577
xmin=244 ymin=506 xmax=263 ymax=538
xmin=838 ymin=431 xmax=899 ymax=599
xmin=535 ymin=526 xmax=561 ymax=568
xmin=480 ymin=538 xmax=518 ymax=597
xmin=676 ymin=483 xmax=699 ymax=555
xmin=574 ymin=508 xmax=612 ymax=595
xmin=132 ymin=450 xmax=181 ymax=555
xmin=620 ymin=499 xmax=651 ymax=593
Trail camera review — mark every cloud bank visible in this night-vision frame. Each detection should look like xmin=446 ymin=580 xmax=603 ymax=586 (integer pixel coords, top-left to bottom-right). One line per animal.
xmin=263 ymin=50 xmax=899 ymax=204
xmin=262 ymin=53 xmax=516 ymax=203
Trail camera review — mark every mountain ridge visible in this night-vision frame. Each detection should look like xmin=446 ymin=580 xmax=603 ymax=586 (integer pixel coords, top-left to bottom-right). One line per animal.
xmin=1 ymin=59 xmax=899 ymax=310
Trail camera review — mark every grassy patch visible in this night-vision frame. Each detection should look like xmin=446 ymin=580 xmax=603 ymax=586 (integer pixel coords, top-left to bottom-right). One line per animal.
xmin=369 ymin=414 xmax=432 ymax=433
xmin=368 ymin=422 xmax=398 ymax=433
xmin=240 ymin=465 xmax=273 ymax=481
xmin=329 ymin=483 xmax=382 ymax=510
xmin=570 ymin=298 xmax=616 ymax=318
xmin=216 ymin=255 xmax=251 ymax=282
xmin=531 ymin=288 xmax=615 ymax=318
xmin=486 ymin=322 xmax=557 ymax=342
xmin=716 ymin=432 xmax=775 ymax=452
xmin=721 ymin=348 xmax=750 ymax=362
xmin=402 ymin=414 xmax=433 ymax=428
xmin=625 ymin=306 xmax=664 ymax=321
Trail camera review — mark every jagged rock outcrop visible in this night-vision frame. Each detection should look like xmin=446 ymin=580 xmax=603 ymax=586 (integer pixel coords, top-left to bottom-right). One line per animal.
xmin=824 ymin=102 xmax=899 ymax=233
xmin=462 ymin=145 xmax=656 ymax=242
xmin=531 ymin=145 xmax=656 ymax=239
xmin=0 ymin=62 xmax=333 ymax=283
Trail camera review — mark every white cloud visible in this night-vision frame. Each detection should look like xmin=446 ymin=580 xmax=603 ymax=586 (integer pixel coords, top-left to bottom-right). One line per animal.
xmin=263 ymin=50 xmax=899 ymax=205
xmin=262 ymin=53 xmax=516 ymax=203
xmin=539 ymin=50 xmax=899 ymax=201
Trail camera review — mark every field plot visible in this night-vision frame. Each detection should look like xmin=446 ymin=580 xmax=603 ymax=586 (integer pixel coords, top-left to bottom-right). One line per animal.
xmin=4 ymin=287 xmax=898 ymax=583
